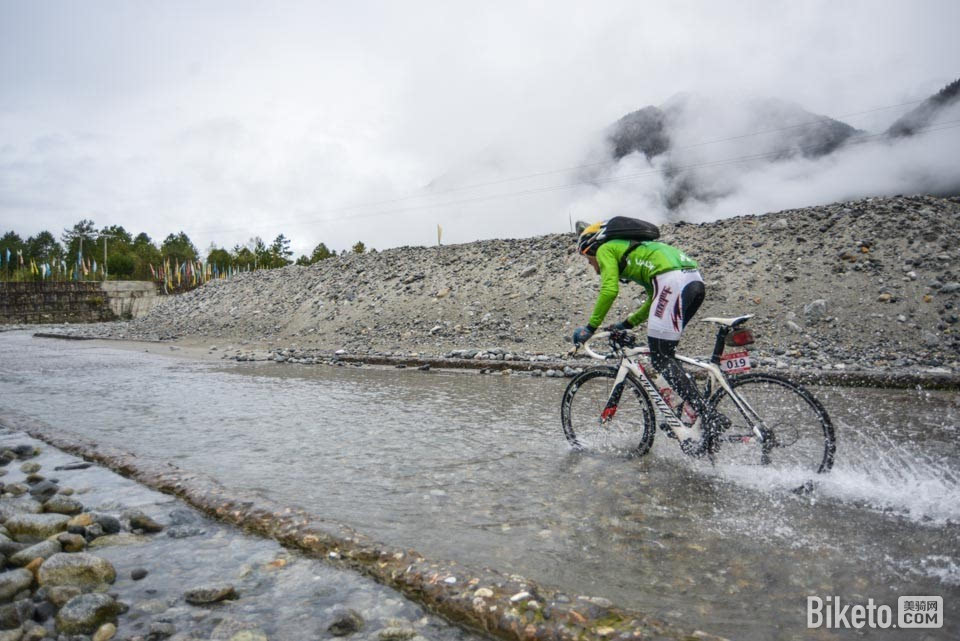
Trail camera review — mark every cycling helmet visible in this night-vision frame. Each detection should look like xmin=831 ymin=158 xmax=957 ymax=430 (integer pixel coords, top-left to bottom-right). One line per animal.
xmin=577 ymin=220 xmax=606 ymax=256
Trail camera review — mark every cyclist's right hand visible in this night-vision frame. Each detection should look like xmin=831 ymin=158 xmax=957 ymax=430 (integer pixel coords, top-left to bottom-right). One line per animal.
xmin=604 ymin=320 xmax=633 ymax=332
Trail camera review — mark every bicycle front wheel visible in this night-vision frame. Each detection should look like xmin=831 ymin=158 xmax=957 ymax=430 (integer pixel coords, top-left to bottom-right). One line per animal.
xmin=708 ymin=373 xmax=836 ymax=473
xmin=560 ymin=367 xmax=656 ymax=457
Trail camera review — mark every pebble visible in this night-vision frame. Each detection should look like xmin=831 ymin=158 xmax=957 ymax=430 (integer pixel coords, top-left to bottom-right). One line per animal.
xmin=55 ymin=593 xmax=121 ymax=635
xmin=93 ymin=622 xmax=117 ymax=641
xmin=55 ymin=533 xmax=87 ymax=553
xmin=43 ymin=495 xmax=84 ymax=515
xmin=166 ymin=525 xmax=207 ymax=539
xmin=328 ymin=607 xmax=365 ymax=636
xmin=9 ymin=540 xmax=61 ymax=566
xmin=123 ymin=510 xmax=164 ymax=533
xmin=148 ymin=621 xmax=176 ymax=638
xmin=88 ymin=533 xmax=150 ymax=548
xmin=68 ymin=513 xmax=94 ymax=528
xmin=4 ymin=513 xmax=70 ymax=542
xmin=92 ymin=513 xmax=122 ymax=534
xmin=183 ymin=583 xmax=238 ymax=604
xmin=37 ymin=552 xmax=116 ymax=589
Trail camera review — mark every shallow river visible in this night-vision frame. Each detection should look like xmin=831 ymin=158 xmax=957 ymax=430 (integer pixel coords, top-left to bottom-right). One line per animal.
xmin=1 ymin=331 xmax=958 ymax=640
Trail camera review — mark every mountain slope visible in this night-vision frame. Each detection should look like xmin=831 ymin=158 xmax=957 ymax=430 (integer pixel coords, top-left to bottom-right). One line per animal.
xmin=90 ymin=195 xmax=960 ymax=372
xmin=888 ymin=78 xmax=960 ymax=137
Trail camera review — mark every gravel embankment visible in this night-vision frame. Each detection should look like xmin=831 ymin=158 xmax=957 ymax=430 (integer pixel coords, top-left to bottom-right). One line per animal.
xmin=47 ymin=195 xmax=960 ymax=378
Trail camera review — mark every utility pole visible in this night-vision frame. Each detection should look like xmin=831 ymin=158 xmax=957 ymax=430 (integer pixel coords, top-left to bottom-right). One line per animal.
xmin=99 ymin=232 xmax=114 ymax=280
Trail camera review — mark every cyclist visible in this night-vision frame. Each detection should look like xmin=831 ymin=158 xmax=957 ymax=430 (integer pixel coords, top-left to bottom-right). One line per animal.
xmin=572 ymin=220 xmax=710 ymax=452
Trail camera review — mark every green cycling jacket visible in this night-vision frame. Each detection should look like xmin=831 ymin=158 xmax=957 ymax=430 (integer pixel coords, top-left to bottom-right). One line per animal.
xmin=587 ymin=239 xmax=698 ymax=329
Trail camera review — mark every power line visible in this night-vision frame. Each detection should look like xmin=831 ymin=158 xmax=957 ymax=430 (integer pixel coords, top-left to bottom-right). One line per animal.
xmin=182 ymin=97 xmax=930 ymax=238
xmin=191 ymin=118 xmax=960 ymax=236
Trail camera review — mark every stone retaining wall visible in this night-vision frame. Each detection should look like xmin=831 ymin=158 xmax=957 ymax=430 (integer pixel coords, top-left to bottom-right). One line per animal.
xmin=0 ymin=281 xmax=160 ymax=324
xmin=100 ymin=281 xmax=161 ymax=320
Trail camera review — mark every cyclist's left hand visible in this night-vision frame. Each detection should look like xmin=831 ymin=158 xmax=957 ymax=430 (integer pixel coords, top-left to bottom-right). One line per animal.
xmin=572 ymin=326 xmax=594 ymax=345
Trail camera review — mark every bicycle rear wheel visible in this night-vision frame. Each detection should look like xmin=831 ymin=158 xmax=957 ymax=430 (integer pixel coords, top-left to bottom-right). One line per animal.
xmin=560 ymin=367 xmax=656 ymax=457
xmin=708 ymin=373 xmax=835 ymax=473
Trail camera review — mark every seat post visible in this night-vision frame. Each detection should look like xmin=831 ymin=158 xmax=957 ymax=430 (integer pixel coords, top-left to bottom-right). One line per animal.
xmin=711 ymin=327 xmax=730 ymax=364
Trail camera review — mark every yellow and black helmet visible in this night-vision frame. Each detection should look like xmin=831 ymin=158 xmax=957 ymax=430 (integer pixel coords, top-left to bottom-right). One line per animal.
xmin=577 ymin=220 xmax=606 ymax=256
xmin=576 ymin=216 xmax=660 ymax=255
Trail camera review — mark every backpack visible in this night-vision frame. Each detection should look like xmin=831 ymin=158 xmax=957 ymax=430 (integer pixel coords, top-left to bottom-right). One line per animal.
xmin=598 ymin=216 xmax=660 ymax=244
xmin=596 ymin=216 xmax=660 ymax=275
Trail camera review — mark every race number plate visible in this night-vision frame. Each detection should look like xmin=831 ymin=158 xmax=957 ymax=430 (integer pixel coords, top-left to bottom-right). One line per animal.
xmin=720 ymin=351 xmax=751 ymax=374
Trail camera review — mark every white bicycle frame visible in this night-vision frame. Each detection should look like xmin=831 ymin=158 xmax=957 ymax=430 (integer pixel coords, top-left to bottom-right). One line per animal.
xmin=581 ymin=331 xmax=769 ymax=443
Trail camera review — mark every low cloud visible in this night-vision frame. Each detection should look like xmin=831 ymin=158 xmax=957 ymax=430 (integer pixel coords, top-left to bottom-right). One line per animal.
xmin=2 ymin=1 xmax=959 ymax=255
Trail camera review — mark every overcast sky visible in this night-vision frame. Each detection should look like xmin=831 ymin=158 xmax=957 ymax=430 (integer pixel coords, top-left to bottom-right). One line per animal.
xmin=1 ymin=0 xmax=958 ymax=257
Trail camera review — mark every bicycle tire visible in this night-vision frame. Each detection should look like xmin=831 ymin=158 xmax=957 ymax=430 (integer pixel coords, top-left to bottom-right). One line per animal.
xmin=560 ymin=367 xmax=656 ymax=457
xmin=708 ymin=372 xmax=836 ymax=473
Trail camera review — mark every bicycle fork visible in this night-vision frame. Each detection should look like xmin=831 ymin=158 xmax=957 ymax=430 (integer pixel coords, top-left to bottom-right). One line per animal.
xmin=602 ymin=361 xmax=702 ymax=444
xmin=598 ymin=366 xmax=631 ymax=424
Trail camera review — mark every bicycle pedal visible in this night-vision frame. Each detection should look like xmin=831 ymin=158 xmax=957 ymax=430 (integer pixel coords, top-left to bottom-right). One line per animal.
xmin=680 ymin=438 xmax=708 ymax=458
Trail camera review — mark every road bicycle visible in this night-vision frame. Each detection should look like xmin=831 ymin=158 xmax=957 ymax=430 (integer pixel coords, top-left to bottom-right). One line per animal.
xmin=560 ymin=315 xmax=836 ymax=474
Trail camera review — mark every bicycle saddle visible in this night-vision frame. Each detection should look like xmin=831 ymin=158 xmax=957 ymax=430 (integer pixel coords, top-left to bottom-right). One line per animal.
xmin=701 ymin=314 xmax=753 ymax=327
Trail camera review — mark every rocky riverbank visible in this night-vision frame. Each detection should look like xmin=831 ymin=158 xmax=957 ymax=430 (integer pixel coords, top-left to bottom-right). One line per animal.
xmin=0 ymin=415 xmax=720 ymax=641
xmin=21 ymin=194 xmax=960 ymax=383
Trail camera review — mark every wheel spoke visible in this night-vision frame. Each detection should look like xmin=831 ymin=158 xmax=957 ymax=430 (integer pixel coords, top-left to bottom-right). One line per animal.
xmin=561 ymin=368 xmax=655 ymax=457
xmin=709 ymin=374 xmax=835 ymax=473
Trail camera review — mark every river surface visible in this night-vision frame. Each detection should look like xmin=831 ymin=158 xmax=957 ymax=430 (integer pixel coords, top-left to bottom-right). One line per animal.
xmin=1 ymin=330 xmax=958 ymax=640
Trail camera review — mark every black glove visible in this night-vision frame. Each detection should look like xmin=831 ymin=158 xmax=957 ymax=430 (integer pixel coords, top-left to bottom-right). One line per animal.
xmin=605 ymin=320 xmax=633 ymax=332
xmin=572 ymin=325 xmax=595 ymax=345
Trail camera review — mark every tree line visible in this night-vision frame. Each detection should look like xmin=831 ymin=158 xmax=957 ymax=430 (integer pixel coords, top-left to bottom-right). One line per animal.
xmin=0 ymin=219 xmax=372 ymax=282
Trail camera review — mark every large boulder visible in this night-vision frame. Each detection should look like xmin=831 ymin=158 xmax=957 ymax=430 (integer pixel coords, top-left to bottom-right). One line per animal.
xmin=56 ymin=593 xmax=121 ymax=634
xmin=37 ymin=553 xmax=116 ymax=590
xmin=3 ymin=514 xmax=70 ymax=543
xmin=0 ymin=569 xmax=33 ymax=603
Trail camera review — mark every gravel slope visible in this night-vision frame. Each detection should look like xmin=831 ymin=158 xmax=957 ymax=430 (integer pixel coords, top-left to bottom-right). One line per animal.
xmin=81 ymin=195 xmax=960 ymax=372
